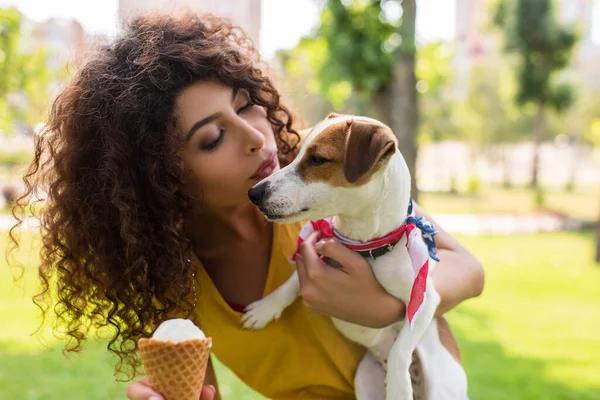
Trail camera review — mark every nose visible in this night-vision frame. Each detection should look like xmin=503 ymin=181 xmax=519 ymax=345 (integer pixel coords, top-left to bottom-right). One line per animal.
xmin=244 ymin=123 xmax=266 ymax=155
xmin=248 ymin=181 xmax=270 ymax=206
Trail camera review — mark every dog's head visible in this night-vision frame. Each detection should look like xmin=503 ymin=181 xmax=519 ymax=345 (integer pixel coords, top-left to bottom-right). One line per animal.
xmin=248 ymin=114 xmax=403 ymax=223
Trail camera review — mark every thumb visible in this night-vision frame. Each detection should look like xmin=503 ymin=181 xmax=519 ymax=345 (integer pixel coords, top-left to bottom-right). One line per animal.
xmin=199 ymin=385 xmax=216 ymax=400
xmin=314 ymin=239 xmax=366 ymax=271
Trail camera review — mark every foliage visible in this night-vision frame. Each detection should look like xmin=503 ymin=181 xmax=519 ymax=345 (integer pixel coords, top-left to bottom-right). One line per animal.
xmin=0 ymin=7 xmax=57 ymax=135
xmin=416 ymin=42 xmax=460 ymax=144
xmin=316 ymin=0 xmax=401 ymax=105
xmin=493 ymin=0 xmax=577 ymax=110
xmin=0 ymin=149 xmax=33 ymax=167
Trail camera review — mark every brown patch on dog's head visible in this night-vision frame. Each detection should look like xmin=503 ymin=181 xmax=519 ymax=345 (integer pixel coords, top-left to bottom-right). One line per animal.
xmin=344 ymin=120 xmax=396 ymax=183
xmin=297 ymin=119 xmax=396 ymax=187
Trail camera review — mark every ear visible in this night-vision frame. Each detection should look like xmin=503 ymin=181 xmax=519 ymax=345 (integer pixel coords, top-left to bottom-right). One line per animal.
xmin=327 ymin=112 xmax=343 ymax=119
xmin=344 ymin=121 xmax=396 ymax=183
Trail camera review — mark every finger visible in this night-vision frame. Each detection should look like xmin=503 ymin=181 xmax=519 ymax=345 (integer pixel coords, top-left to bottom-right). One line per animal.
xmin=199 ymin=385 xmax=216 ymax=400
xmin=314 ymin=239 xmax=368 ymax=272
xmin=298 ymin=231 xmax=326 ymax=277
xmin=126 ymin=377 xmax=164 ymax=400
xmin=296 ymin=254 xmax=308 ymax=288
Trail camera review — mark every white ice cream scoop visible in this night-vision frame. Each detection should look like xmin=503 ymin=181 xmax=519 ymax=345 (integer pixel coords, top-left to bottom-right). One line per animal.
xmin=152 ymin=319 xmax=207 ymax=343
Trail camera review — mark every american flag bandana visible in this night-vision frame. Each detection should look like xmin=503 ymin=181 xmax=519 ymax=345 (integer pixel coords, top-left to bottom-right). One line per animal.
xmin=291 ymin=199 xmax=439 ymax=327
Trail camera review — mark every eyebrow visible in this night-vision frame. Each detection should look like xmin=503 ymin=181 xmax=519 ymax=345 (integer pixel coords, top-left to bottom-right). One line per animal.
xmin=184 ymin=88 xmax=240 ymax=142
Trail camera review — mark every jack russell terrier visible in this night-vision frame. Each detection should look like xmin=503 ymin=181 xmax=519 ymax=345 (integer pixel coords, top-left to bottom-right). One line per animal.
xmin=243 ymin=114 xmax=468 ymax=400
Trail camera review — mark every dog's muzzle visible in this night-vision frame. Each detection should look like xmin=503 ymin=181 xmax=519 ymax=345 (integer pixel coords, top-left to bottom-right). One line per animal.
xmin=248 ymin=181 xmax=270 ymax=207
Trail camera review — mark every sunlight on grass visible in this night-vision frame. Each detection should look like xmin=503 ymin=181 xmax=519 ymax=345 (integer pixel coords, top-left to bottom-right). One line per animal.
xmin=2 ymin=229 xmax=600 ymax=399
xmin=448 ymin=231 xmax=600 ymax=399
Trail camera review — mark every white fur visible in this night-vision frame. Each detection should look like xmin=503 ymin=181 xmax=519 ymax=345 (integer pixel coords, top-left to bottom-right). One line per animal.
xmin=243 ymin=116 xmax=468 ymax=399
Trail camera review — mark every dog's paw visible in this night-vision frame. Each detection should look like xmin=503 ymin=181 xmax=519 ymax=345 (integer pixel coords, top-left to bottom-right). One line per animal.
xmin=240 ymin=299 xmax=284 ymax=330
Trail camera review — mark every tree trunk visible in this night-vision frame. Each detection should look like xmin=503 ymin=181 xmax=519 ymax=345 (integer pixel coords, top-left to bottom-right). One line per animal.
xmin=503 ymin=144 xmax=512 ymax=188
xmin=372 ymin=87 xmax=392 ymax=127
xmin=566 ymin=135 xmax=578 ymax=192
xmin=388 ymin=0 xmax=419 ymax=203
xmin=530 ymin=104 xmax=545 ymax=188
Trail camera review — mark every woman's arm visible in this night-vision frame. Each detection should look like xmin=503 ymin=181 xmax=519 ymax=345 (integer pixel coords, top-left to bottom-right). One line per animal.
xmin=413 ymin=202 xmax=485 ymax=316
xmin=295 ymin=204 xmax=484 ymax=327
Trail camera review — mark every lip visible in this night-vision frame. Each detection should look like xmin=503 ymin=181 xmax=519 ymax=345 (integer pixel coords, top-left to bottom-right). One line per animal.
xmin=261 ymin=207 xmax=309 ymax=222
xmin=250 ymin=152 xmax=278 ymax=180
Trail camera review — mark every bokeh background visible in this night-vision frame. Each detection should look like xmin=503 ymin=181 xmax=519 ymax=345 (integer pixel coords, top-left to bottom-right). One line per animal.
xmin=1 ymin=0 xmax=599 ymax=399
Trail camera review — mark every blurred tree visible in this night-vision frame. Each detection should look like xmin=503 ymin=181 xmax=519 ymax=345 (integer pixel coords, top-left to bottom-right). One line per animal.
xmin=461 ymin=56 xmax=534 ymax=188
xmin=315 ymin=0 xmax=420 ymax=200
xmin=493 ymin=0 xmax=578 ymax=188
xmin=0 ymin=7 xmax=55 ymax=136
xmin=416 ymin=42 xmax=458 ymax=144
xmin=275 ymin=38 xmax=335 ymax=127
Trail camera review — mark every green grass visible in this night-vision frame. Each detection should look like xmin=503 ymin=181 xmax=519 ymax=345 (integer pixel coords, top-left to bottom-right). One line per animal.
xmin=2 ymin=230 xmax=600 ymax=399
xmin=449 ymin=231 xmax=600 ymax=400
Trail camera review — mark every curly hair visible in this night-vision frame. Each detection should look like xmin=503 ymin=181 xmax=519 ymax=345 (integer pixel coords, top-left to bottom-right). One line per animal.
xmin=9 ymin=12 xmax=300 ymax=380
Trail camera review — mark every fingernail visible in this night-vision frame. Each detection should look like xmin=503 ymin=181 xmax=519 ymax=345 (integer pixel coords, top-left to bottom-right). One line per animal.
xmin=149 ymin=397 xmax=162 ymax=400
xmin=207 ymin=385 xmax=216 ymax=394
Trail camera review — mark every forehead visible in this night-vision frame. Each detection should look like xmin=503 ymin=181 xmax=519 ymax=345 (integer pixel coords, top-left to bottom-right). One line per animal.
xmin=175 ymin=81 xmax=230 ymax=113
xmin=302 ymin=115 xmax=385 ymax=149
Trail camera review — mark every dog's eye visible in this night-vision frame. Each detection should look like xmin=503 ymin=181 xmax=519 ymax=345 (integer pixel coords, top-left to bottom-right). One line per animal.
xmin=308 ymin=154 xmax=328 ymax=166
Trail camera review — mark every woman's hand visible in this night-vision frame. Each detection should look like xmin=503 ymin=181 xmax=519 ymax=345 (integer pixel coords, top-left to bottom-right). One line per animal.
xmin=126 ymin=376 xmax=216 ymax=400
xmin=295 ymin=231 xmax=405 ymax=328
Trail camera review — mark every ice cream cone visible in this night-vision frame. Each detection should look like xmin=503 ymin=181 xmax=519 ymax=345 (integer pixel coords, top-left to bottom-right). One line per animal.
xmin=138 ymin=337 xmax=212 ymax=400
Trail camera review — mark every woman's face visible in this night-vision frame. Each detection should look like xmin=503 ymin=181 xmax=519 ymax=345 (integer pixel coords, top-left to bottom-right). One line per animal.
xmin=175 ymin=80 xmax=280 ymax=210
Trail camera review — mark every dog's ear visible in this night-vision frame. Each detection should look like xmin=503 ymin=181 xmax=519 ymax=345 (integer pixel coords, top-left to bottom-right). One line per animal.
xmin=327 ymin=112 xmax=342 ymax=119
xmin=344 ymin=121 xmax=396 ymax=183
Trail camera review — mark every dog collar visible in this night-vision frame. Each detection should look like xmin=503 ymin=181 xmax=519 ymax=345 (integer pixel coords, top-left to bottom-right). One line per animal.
xmin=290 ymin=199 xmax=439 ymax=326
xmin=291 ymin=199 xmax=439 ymax=262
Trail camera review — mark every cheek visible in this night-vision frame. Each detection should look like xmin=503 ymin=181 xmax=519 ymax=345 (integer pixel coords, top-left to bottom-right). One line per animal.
xmin=183 ymin=154 xmax=245 ymax=199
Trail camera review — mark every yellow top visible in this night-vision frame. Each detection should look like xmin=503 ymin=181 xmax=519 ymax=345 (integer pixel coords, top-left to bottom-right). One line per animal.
xmin=191 ymin=220 xmax=366 ymax=399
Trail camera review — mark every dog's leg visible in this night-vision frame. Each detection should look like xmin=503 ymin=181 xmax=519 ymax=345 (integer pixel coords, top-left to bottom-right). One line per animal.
xmin=386 ymin=278 xmax=440 ymax=400
xmin=355 ymin=352 xmax=386 ymax=400
xmin=240 ymin=272 xmax=299 ymax=329
xmin=415 ymin=319 xmax=468 ymax=400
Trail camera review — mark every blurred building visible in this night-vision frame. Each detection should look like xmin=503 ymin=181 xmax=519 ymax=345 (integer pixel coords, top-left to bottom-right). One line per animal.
xmin=454 ymin=0 xmax=600 ymax=94
xmin=453 ymin=0 xmax=497 ymax=98
xmin=21 ymin=17 xmax=90 ymax=69
xmin=558 ymin=0 xmax=600 ymax=90
xmin=118 ymin=0 xmax=262 ymax=47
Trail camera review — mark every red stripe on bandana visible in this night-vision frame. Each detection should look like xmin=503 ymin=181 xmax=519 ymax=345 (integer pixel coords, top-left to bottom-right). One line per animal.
xmin=406 ymin=259 xmax=429 ymax=326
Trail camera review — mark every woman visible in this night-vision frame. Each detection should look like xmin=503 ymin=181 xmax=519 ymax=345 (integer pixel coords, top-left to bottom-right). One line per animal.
xmin=11 ymin=12 xmax=484 ymax=400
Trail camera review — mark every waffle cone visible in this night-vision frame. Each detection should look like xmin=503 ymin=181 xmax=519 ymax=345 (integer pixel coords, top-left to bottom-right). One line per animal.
xmin=138 ymin=337 xmax=212 ymax=400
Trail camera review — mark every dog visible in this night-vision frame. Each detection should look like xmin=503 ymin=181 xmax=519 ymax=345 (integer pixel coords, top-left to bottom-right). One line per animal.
xmin=243 ymin=114 xmax=468 ymax=400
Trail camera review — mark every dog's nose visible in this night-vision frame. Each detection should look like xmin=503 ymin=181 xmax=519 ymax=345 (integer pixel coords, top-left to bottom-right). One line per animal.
xmin=248 ymin=181 xmax=270 ymax=206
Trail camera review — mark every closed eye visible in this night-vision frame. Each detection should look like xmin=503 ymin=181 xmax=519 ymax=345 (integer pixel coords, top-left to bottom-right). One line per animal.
xmin=307 ymin=154 xmax=329 ymax=166
xmin=201 ymin=129 xmax=225 ymax=152
xmin=237 ymin=101 xmax=255 ymax=113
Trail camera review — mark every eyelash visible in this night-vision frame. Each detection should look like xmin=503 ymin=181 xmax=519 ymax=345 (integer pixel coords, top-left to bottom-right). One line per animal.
xmin=237 ymin=101 xmax=254 ymax=113
xmin=200 ymin=100 xmax=255 ymax=152
xmin=201 ymin=129 xmax=224 ymax=152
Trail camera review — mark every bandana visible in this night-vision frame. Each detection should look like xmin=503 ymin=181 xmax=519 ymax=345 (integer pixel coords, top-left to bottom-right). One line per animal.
xmin=291 ymin=199 xmax=439 ymax=327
